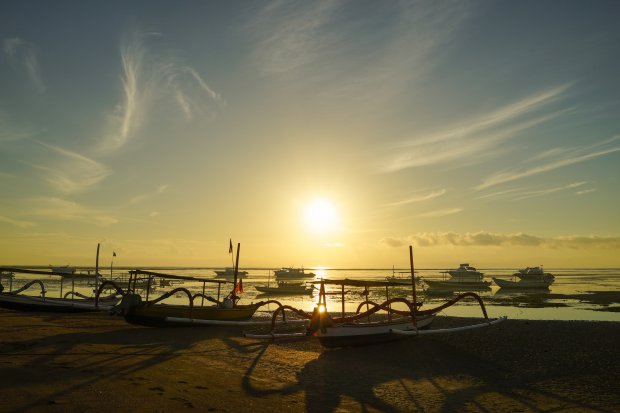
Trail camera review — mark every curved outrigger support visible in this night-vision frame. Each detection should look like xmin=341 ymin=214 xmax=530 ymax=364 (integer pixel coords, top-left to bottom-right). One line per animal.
xmin=8 ymin=280 xmax=47 ymax=297
xmin=94 ymin=280 xmax=126 ymax=308
xmin=245 ymin=246 xmax=506 ymax=344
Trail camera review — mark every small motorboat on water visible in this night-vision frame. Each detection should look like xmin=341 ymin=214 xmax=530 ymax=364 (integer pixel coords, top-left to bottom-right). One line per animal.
xmin=445 ymin=263 xmax=484 ymax=279
xmin=515 ymin=266 xmax=554 ymax=281
xmin=214 ymin=268 xmax=248 ymax=278
xmin=494 ymin=266 xmax=555 ymax=289
xmin=274 ymin=267 xmax=316 ymax=279
xmin=255 ymin=281 xmax=313 ymax=295
xmin=493 ymin=277 xmax=553 ymax=289
xmin=424 ymin=279 xmax=492 ymax=291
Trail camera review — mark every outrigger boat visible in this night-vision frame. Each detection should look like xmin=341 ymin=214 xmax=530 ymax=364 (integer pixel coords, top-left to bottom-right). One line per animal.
xmin=110 ymin=243 xmax=307 ymax=328
xmin=0 ymin=244 xmax=122 ymax=312
xmin=246 ymin=246 xmax=506 ymax=347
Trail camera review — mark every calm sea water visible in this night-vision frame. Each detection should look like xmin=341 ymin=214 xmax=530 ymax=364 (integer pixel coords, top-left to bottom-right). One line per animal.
xmin=5 ymin=267 xmax=619 ymax=322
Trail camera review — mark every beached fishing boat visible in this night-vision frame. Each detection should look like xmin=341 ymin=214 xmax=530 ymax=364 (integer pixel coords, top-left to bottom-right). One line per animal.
xmin=0 ymin=245 xmax=121 ymax=312
xmin=255 ymin=281 xmax=313 ymax=295
xmin=274 ymin=267 xmax=316 ymax=279
xmin=113 ymin=244 xmax=306 ymax=328
xmin=246 ymin=247 xmax=505 ymax=347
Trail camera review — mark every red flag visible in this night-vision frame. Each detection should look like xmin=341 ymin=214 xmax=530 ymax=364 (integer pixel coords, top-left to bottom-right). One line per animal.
xmin=234 ymin=279 xmax=244 ymax=295
xmin=228 ymin=239 xmax=233 ymax=254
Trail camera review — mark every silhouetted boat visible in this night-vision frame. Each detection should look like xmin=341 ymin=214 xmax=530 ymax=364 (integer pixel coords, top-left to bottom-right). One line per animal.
xmin=445 ymin=263 xmax=484 ymax=279
xmin=493 ymin=277 xmax=553 ymax=289
xmin=255 ymin=281 xmax=313 ymax=295
xmin=214 ymin=268 xmax=248 ymax=278
xmin=274 ymin=267 xmax=316 ymax=279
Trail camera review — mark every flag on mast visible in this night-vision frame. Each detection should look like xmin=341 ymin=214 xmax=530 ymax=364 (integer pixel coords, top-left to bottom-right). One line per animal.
xmin=228 ymin=239 xmax=233 ymax=254
xmin=234 ymin=279 xmax=244 ymax=295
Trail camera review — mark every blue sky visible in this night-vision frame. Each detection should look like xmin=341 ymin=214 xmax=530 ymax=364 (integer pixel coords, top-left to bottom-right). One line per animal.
xmin=1 ymin=1 xmax=619 ymax=267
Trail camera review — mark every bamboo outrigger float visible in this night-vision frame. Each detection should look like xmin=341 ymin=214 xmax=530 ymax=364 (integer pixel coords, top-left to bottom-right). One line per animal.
xmin=245 ymin=246 xmax=506 ymax=347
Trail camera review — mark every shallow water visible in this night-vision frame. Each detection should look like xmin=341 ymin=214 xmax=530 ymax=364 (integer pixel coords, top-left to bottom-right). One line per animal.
xmin=4 ymin=267 xmax=618 ymax=322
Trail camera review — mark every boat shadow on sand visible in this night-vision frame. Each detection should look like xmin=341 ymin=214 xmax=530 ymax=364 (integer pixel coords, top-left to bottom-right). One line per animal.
xmin=241 ymin=318 xmax=616 ymax=412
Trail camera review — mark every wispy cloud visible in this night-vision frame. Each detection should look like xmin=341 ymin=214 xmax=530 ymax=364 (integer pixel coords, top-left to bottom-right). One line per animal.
xmin=29 ymin=196 xmax=118 ymax=226
xmin=417 ymin=208 xmax=462 ymax=218
xmin=95 ymin=32 xmax=223 ymax=155
xmin=0 ymin=214 xmax=36 ymax=228
xmin=381 ymin=232 xmax=620 ymax=249
xmin=2 ymin=37 xmax=45 ymax=92
xmin=384 ymin=189 xmax=446 ymax=207
xmin=380 ymin=85 xmax=571 ymax=173
xmin=129 ymin=184 xmax=169 ymax=205
xmin=477 ymin=182 xmax=593 ymax=201
xmin=0 ymin=109 xmax=36 ymax=143
xmin=32 ymin=140 xmax=111 ymax=194
xmin=248 ymin=1 xmax=474 ymax=106
xmin=576 ymin=188 xmax=597 ymax=196
xmin=476 ymin=141 xmax=620 ymax=190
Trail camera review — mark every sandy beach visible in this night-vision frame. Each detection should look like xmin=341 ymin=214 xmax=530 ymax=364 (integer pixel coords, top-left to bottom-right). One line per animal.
xmin=0 ymin=309 xmax=619 ymax=413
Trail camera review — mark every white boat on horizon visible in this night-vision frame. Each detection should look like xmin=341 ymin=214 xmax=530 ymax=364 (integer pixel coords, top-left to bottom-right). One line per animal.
xmin=255 ymin=281 xmax=313 ymax=296
xmin=493 ymin=277 xmax=553 ymax=289
xmin=445 ymin=263 xmax=485 ymax=279
xmin=515 ymin=266 xmax=555 ymax=282
xmin=274 ymin=267 xmax=316 ymax=279
xmin=214 ymin=268 xmax=248 ymax=278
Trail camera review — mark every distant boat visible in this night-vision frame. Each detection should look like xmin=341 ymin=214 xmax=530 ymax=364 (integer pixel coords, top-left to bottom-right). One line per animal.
xmin=50 ymin=265 xmax=76 ymax=274
xmin=445 ymin=263 xmax=484 ymax=279
xmin=255 ymin=281 xmax=313 ymax=295
xmin=274 ymin=267 xmax=315 ymax=279
xmin=425 ymin=279 xmax=492 ymax=291
xmin=515 ymin=266 xmax=555 ymax=282
xmin=493 ymin=277 xmax=553 ymax=289
xmin=214 ymin=268 xmax=248 ymax=278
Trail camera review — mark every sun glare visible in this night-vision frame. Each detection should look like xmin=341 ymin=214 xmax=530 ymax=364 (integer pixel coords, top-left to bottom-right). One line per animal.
xmin=304 ymin=198 xmax=340 ymax=233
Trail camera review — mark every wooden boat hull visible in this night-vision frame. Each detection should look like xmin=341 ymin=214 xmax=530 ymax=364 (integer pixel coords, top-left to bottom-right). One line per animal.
xmin=315 ymin=315 xmax=435 ymax=348
xmin=0 ymin=293 xmax=115 ymax=313
xmin=124 ymin=303 xmax=259 ymax=327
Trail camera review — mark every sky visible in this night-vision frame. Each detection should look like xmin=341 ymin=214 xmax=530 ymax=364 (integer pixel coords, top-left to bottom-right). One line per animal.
xmin=1 ymin=1 xmax=619 ymax=269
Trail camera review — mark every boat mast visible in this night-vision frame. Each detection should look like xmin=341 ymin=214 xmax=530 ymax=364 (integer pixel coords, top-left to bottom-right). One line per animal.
xmin=409 ymin=245 xmax=417 ymax=327
xmin=232 ymin=242 xmax=241 ymax=308
xmin=95 ymin=243 xmax=100 ymax=293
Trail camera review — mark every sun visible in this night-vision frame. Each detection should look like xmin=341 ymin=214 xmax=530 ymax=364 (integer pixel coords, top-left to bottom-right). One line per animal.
xmin=304 ymin=198 xmax=340 ymax=234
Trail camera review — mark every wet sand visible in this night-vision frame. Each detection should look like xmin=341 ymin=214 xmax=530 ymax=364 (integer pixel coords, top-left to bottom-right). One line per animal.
xmin=0 ymin=309 xmax=619 ymax=412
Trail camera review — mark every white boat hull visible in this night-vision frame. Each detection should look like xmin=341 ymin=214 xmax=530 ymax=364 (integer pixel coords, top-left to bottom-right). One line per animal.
xmin=315 ymin=315 xmax=435 ymax=348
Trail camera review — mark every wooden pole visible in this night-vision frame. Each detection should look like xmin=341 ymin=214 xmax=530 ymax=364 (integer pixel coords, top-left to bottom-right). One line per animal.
xmin=233 ymin=242 xmax=240 ymax=308
xmin=409 ymin=245 xmax=417 ymax=327
xmin=341 ymin=285 xmax=345 ymax=318
xmin=95 ymin=243 xmax=100 ymax=293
